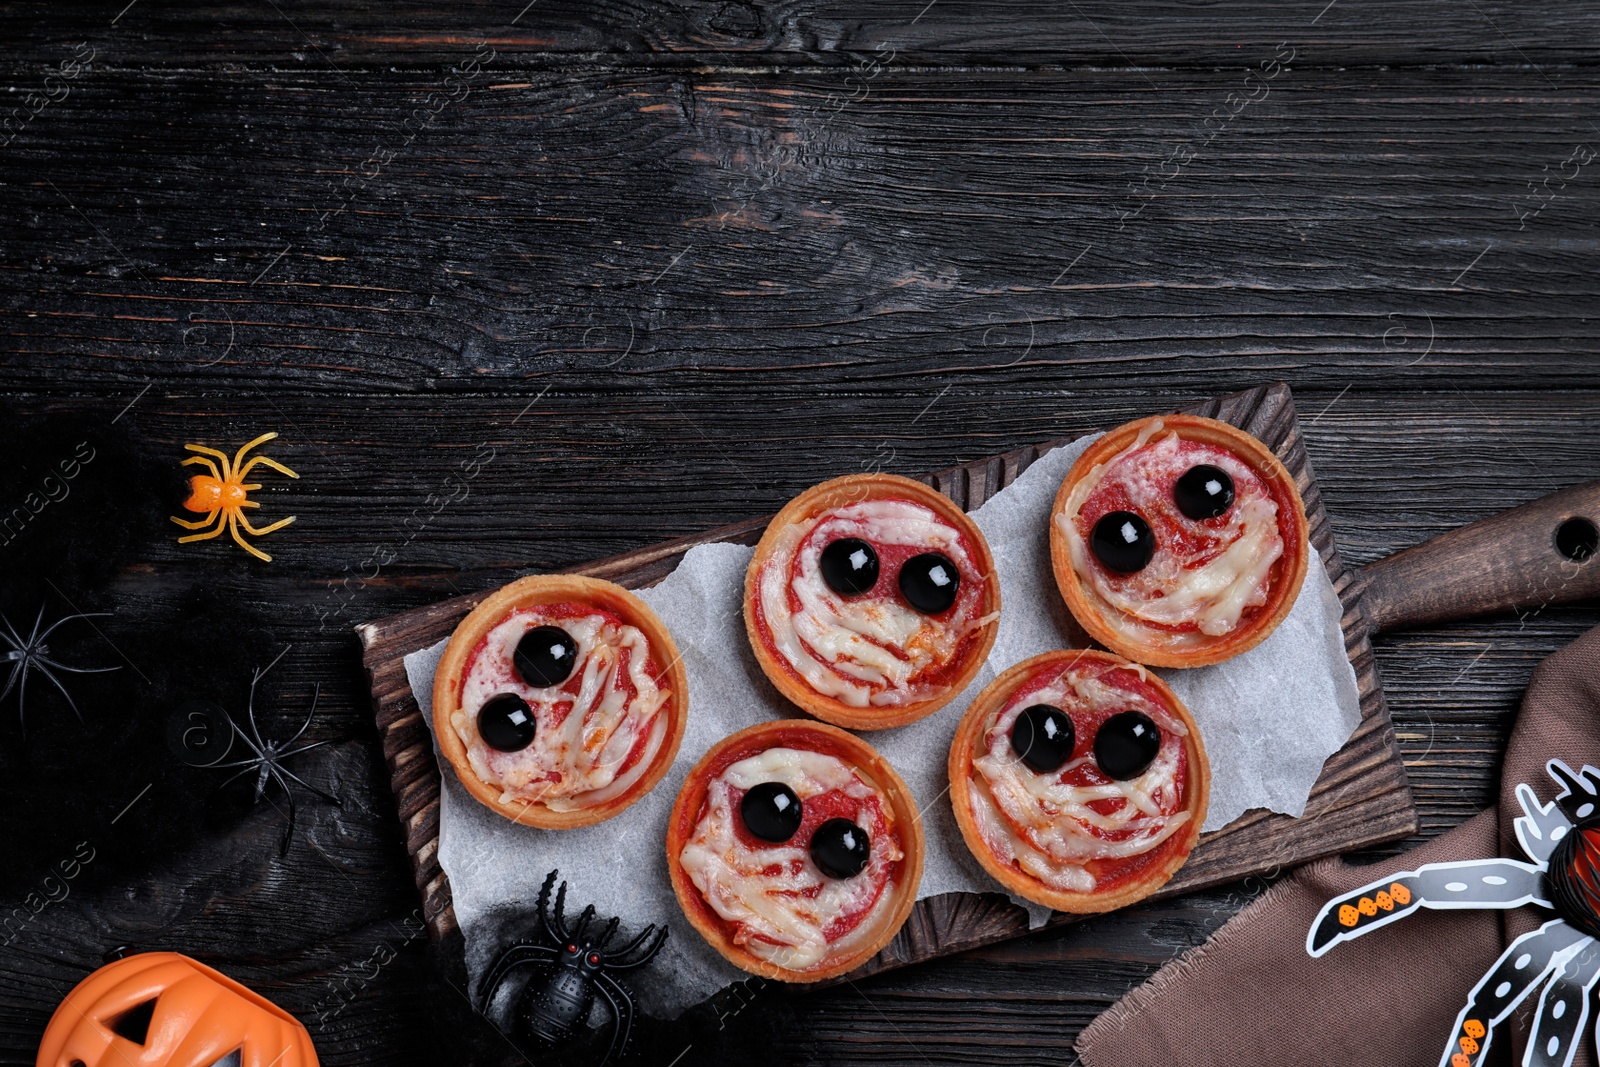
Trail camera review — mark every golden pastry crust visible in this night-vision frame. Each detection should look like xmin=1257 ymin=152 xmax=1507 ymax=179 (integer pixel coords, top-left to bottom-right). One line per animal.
xmin=1049 ymin=414 xmax=1309 ymax=668
xmin=666 ymin=719 xmax=925 ymax=982
xmin=948 ymin=649 xmax=1210 ymax=914
xmin=744 ymin=473 xmax=1001 ymax=730
xmin=432 ymin=574 xmax=688 ymax=829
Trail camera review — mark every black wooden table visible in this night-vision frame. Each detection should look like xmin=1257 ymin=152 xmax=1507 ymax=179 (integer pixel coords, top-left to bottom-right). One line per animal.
xmin=2 ymin=3 xmax=1597 ymax=1064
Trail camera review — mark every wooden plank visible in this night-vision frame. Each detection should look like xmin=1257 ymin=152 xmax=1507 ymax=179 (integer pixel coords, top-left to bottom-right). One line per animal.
xmin=357 ymin=381 xmax=1417 ymax=983
xmin=2 ymin=1 xmax=1596 ymax=67
xmin=4 ymin=68 xmax=1600 ymax=395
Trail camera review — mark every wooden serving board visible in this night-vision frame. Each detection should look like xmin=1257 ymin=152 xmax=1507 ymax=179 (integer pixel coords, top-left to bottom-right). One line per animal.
xmin=355 ymin=381 xmax=1416 ymax=991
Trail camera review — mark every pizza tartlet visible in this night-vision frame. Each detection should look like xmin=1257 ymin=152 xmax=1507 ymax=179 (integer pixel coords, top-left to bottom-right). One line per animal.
xmin=431 ymin=574 xmax=687 ymax=829
xmin=1049 ymin=414 xmax=1309 ymax=668
xmin=949 ymin=649 xmax=1209 ymax=913
xmin=744 ymin=473 xmax=1001 ymax=730
xmin=667 ymin=719 xmax=924 ymax=982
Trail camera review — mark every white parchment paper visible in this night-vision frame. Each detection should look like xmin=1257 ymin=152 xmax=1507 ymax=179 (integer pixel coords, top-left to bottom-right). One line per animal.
xmin=403 ymin=433 xmax=1361 ymax=1017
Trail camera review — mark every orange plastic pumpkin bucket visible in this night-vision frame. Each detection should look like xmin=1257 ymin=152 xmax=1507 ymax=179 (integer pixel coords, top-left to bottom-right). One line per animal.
xmin=36 ymin=951 xmax=319 ymax=1067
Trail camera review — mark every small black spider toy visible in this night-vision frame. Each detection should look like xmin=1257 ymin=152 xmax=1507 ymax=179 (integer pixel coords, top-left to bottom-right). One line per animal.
xmin=0 ymin=604 xmax=118 ymax=736
xmin=477 ymin=869 xmax=668 ymax=1066
xmin=182 ymin=645 xmax=339 ymax=854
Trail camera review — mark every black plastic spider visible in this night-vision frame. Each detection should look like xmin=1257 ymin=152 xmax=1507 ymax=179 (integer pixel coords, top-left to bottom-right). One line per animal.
xmin=203 ymin=646 xmax=340 ymax=853
xmin=0 ymin=605 xmax=118 ymax=735
xmin=477 ymin=870 xmax=668 ymax=1066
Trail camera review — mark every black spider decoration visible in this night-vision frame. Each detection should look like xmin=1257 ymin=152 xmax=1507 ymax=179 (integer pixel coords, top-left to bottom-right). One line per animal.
xmin=477 ymin=869 xmax=668 ymax=1066
xmin=0 ymin=605 xmax=118 ymax=735
xmin=195 ymin=646 xmax=339 ymax=853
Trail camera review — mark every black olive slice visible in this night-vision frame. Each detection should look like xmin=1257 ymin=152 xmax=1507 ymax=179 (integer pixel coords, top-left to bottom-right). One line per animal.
xmin=740 ymin=782 xmax=804 ymax=843
xmin=1009 ymin=704 xmax=1076 ymax=774
xmin=1174 ymin=464 xmax=1236 ymax=520
xmin=514 ymin=624 xmax=579 ymax=688
xmin=1093 ymin=710 xmax=1162 ymax=780
xmin=809 ymin=817 xmax=871 ymax=878
xmin=1090 ymin=511 xmax=1155 ymax=573
xmin=898 ymin=552 xmax=960 ymax=614
xmin=820 ymin=537 xmax=880 ymax=596
xmin=478 ymin=694 xmax=537 ymax=752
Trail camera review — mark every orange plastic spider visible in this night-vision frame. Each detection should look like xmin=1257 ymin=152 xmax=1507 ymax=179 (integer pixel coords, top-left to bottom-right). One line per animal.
xmin=170 ymin=432 xmax=299 ymax=562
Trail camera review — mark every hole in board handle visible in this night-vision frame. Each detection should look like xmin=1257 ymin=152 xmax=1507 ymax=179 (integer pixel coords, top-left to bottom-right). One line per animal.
xmin=1555 ymin=517 xmax=1599 ymax=562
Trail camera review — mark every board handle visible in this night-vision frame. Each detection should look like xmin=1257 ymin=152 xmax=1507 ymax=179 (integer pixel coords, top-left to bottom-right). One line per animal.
xmin=1356 ymin=481 xmax=1600 ymax=633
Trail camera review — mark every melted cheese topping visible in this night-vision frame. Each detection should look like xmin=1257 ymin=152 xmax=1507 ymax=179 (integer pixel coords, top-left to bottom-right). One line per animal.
xmin=679 ymin=747 xmax=904 ymax=971
xmin=970 ymin=663 xmax=1189 ymax=893
xmin=1058 ymin=420 xmax=1283 ymax=649
xmin=453 ymin=608 xmax=670 ymax=811
xmin=756 ymin=498 xmax=996 ymax=707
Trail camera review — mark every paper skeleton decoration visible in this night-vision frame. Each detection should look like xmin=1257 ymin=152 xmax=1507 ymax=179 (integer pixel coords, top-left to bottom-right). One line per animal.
xmin=1308 ymin=759 xmax=1600 ymax=1067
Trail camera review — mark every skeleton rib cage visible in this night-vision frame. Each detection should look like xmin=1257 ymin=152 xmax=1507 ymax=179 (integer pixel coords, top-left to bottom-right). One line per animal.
xmin=1308 ymin=759 xmax=1600 ymax=1067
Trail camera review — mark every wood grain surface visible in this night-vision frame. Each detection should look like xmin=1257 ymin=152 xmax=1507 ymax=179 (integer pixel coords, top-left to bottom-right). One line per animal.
xmin=2 ymin=2 xmax=1598 ymax=1065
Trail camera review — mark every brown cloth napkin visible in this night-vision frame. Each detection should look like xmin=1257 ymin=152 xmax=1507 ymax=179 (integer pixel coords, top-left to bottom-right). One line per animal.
xmin=1077 ymin=623 xmax=1600 ymax=1067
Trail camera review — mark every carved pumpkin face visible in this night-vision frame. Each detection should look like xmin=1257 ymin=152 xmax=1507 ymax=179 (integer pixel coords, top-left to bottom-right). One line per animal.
xmin=36 ymin=952 xmax=319 ymax=1067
